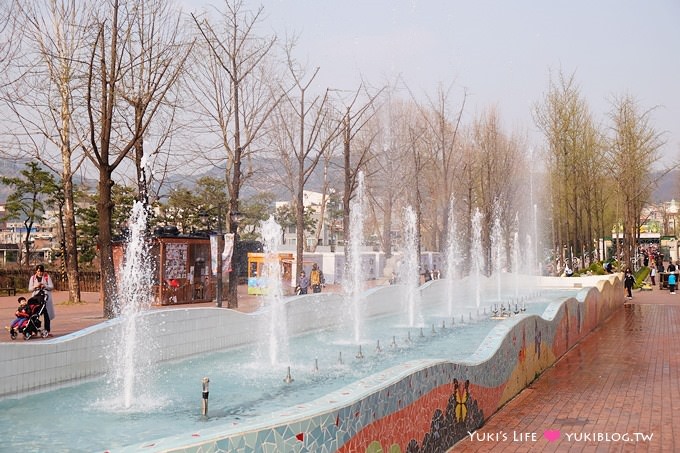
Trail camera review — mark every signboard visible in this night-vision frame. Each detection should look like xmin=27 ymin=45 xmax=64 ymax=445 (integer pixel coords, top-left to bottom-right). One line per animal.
xmin=165 ymin=243 xmax=188 ymax=279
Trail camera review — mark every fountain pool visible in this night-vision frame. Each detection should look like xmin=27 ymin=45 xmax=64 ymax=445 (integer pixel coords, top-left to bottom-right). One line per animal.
xmin=0 ymin=278 xmax=593 ymax=452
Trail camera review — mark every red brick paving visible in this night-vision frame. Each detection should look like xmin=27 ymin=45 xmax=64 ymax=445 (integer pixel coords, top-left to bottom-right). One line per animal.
xmin=1 ymin=283 xmax=346 ymax=342
xmin=451 ymin=287 xmax=679 ymax=452
xmin=0 ymin=286 xmax=270 ymax=342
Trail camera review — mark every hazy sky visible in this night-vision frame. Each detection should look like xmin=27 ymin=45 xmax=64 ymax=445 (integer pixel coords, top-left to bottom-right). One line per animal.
xmin=181 ymin=0 xmax=680 ymax=165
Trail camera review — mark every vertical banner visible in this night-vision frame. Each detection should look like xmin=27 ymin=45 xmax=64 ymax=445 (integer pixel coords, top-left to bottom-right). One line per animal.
xmin=210 ymin=235 xmax=218 ymax=276
xmin=222 ymin=233 xmax=235 ymax=274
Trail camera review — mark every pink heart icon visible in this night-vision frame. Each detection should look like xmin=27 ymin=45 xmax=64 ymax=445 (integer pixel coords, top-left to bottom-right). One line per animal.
xmin=544 ymin=430 xmax=560 ymax=442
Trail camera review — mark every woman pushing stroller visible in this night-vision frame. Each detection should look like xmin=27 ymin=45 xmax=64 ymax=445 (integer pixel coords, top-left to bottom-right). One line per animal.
xmin=28 ymin=264 xmax=55 ymax=336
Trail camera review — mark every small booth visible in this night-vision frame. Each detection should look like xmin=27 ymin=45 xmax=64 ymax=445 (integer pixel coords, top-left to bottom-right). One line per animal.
xmin=247 ymin=252 xmax=294 ymax=295
xmin=113 ymin=232 xmax=214 ymax=305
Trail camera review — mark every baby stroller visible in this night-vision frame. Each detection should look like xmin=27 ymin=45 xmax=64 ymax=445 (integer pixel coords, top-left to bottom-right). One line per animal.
xmin=10 ymin=290 xmax=49 ymax=340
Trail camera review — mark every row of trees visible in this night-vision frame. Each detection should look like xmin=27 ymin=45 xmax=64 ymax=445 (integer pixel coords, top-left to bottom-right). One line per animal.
xmin=536 ymin=72 xmax=665 ymax=269
xmin=0 ymin=0 xmax=666 ymax=317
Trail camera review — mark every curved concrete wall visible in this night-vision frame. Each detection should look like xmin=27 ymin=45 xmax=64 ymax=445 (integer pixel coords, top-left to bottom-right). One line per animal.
xmin=0 ymin=275 xmax=623 ymax=452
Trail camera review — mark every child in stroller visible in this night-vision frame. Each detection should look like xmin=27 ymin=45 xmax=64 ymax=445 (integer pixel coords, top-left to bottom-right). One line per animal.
xmin=8 ymin=297 xmax=29 ymax=338
xmin=9 ymin=291 xmax=49 ymax=340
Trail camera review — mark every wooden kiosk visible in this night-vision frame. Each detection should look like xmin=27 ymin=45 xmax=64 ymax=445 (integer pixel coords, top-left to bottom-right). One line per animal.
xmin=113 ymin=232 xmax=215 ymax=305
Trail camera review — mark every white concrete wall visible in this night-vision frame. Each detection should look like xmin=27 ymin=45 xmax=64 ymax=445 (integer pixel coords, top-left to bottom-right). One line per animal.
xmin=0 ymin=275 xmax=615 ymax=399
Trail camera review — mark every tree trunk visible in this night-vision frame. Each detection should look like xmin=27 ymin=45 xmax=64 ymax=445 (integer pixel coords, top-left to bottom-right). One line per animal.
xmin=99 ymin=171 xmax=117 ymax=318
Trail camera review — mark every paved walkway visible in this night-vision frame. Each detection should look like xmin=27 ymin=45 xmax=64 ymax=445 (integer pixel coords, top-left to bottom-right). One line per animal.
xmin=451 ymin=286 xmax=680 ymax=452
xmin=0 ymin=285 xmax=323 ymax=342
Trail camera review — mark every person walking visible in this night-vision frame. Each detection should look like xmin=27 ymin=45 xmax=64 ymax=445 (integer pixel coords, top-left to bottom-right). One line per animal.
xmin=28 ymin=264 xmax=55 ymax=335
xmin=650 ymin=266 xmax=657 ymax=287
xmin=624 ymin=268 xmax=635 ymax=299
xmin=296 ymin=271 xmax=309 ymax=295
xmin=310 ymin=263 xmax=324 ymax=293
xmin=669 ymin=272 xmax=677 ymax=295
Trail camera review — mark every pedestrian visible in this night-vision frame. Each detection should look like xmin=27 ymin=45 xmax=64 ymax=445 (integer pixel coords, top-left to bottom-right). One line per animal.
xmin=310 ymin=263 xmax=324 ymax=293
xmin=650 ymin=266 xmax=657 ymax=286
xmin=669 ymin=272 xmax=677 ymax=295
xmin=296 ymin=271 xmax=309 ymax=295
xmin=624 ymin=268 xmax=635 ymax=299
xmin=28 ymin=264 xmax=55 ymax=335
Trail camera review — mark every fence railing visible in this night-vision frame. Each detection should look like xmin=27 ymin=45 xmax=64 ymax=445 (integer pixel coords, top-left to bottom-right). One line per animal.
xmin=0 ymin=269 xmax=100 ymax=293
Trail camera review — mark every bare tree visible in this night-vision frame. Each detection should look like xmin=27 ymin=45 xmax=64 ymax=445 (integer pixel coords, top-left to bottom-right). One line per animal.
xmin=191 ymin=0 xmax=281 ymax=308
xmin=272 ymin=48 xmax=343 ymax=277
xmin=606 ymin=94 xmax=664 ymax=268
xmin=411 ymin=84 xmax=467 ymax=252
xmin=120 ymin=0 xmax=193 ymax=208
xmin=364 ymin=98 xmax=412 ymax=258
xmin=332 ymin=86 xmax=384 ymax=257
xmin=3 ymin=0 xmax=96 ymax=303
xmin=0 ymin=0 xmax=22 ymax=89
xmin=470 ymin=107 xmax=527 ymax=273
xmin=85 ymin=0 xmax=189 ymax=318
xmin=535 ymin=71 xmax=599 ymax=270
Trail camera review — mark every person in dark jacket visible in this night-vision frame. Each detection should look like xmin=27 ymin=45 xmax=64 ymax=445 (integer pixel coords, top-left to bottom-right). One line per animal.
xmin=624 ymin=268 xmax=635 ymax=299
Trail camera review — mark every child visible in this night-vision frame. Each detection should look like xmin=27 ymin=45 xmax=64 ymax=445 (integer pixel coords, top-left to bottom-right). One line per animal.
xmin=9 ymin=297 xmax=30 ymax=335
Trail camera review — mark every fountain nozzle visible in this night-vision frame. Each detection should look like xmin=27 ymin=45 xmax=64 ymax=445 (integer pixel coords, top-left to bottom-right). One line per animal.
xmin=283 ymin=366 xmax=294 ymax=384
xmin=356 ymin=345 xmax=365 ymax=359
xmin=201 ymin=377 xmax=210 ymax=417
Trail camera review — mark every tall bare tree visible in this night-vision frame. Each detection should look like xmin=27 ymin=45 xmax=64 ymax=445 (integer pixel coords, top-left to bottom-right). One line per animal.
xmin=365 ymin=98 xmax=413 ymax=258
xmin=606 ymin=95 xmax=664 ymax=268
xmin=470 ymin=107 xmax=527 ymax=272
xmin=535 ymin=71 xmax=599 ymax=270
xmin=3 ymin=0 xmax=95 ymax=302
xmin=85 ymin=0 xmax=189 ymax=317
xmin=272 ymin=49 xmax=342 ymax=277
xmin=120 ymin=0 xmax=192 ymax=208
xmin=333 ymin=86 xmax=384 ymax=257
xmin=411 ymin=84 xmax=467 ymax=252
xmin=191 ymin=0 xmax=281 ymax=308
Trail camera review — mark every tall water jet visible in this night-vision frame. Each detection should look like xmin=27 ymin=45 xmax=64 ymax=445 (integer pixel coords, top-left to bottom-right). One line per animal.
xmin=445 ymin=198 xmax=461 ymax=317
xmin=403 ymin=206 xmax=422 ymax=327
xmin=525 ymin=233 xmax=535 ymax=276
xmin=109 ymin=201 xmax=156 ymax=410
xmin=260 ymin=216 xmax=289 ymax=366
xmin=491 ymin=206 xmax=504 ymax=302
xmin=471 ymin=209 xmax=484 ymax=310
xmin=347 ymin=171 xmax=366 ymax=344
xmin=512 ymin=230 xmax=521 ymax=298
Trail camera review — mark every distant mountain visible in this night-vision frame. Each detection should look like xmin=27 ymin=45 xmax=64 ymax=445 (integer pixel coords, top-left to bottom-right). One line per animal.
xmin=651 ymin=170 xmax=680 ymax=202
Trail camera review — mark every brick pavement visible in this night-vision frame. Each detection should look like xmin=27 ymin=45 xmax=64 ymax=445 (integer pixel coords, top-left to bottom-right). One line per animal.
xmin=451 ymin=286 xmax=679 ymax=452
xmin=0 ymin=284 xmax=345 ymax=343
xmin=0 ymin=286 xmax=268 ymax=343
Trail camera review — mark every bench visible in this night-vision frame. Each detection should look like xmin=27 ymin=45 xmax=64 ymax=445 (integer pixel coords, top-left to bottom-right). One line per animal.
xmin=0 ymin=278 xmax=16 ymax=296
xmin=0 ymin=285 xmax=16 ymax=296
